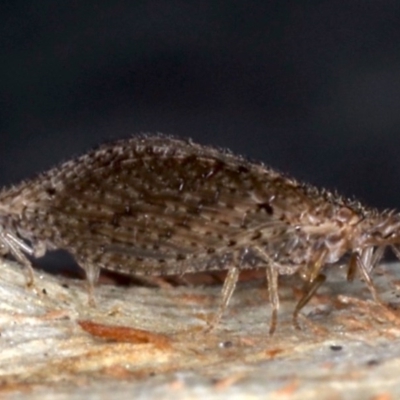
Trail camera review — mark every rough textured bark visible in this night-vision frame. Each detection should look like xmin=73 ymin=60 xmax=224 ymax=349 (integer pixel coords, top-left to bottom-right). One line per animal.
xmin=1 ymin=259 xmax=400 ymax=399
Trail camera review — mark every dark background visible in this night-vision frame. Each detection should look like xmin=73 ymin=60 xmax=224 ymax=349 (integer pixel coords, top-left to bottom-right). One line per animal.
xmin=2 ymin=1 xmax=400 ymax=211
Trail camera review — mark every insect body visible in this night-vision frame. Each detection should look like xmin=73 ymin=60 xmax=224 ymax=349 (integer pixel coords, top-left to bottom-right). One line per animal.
xmin=0 ymin=135 xmax=398 ymax=333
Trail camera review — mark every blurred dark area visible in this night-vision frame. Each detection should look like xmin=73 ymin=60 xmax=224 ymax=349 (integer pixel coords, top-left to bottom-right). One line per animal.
xmin=1 ymin=2 xmax=400 ymax=271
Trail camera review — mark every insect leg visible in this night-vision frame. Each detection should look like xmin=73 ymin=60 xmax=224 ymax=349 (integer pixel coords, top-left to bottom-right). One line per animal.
xmin=82 ymin=263 xmax=101 ymax=306
xmin=293 ymin=273 xmax=326 ymax=330
xmin=346 ymin=253 xmax=358 ymax=282
xmin=348 ymin=246 xmax=384 ymax=282
xmin=0 ymin=231 xmax=35 ymax=286
xmin=266 ymin=265 xmax=279 ymax=335
xmin=249 ymin=245 xmax=280 ymax=334
xmin=391 ymin=244 xmax=400 ymax=261
xmin=292 ymin=248 xmax=329 ymax=329
xmin=355 ymin=250 xmax=380 ymax=303
xmin=207 ymin=266 xmax=240 ymax=330
xmin=370 ymin=246 xmax=385 ymax=270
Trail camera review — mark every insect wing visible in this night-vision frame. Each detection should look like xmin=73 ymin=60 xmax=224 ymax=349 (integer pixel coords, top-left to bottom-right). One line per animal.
xmin=38 ymin=138 xmax=296 ymax=274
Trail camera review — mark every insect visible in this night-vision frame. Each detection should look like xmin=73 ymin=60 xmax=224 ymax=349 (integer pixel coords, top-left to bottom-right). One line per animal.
xmin=0 ymin=134 xmax=398 ymax=334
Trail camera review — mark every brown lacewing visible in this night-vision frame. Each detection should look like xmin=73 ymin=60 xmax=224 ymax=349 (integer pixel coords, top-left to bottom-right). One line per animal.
xmin=0 ymin=134 xmax=398 ymax=334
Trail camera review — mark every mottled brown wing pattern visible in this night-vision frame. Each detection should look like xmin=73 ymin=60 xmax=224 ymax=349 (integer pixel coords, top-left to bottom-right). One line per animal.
xmin=0 ymin=134 xmax=393 ymax=334
xmin=27 ymin=138 xmax=301 ymax=276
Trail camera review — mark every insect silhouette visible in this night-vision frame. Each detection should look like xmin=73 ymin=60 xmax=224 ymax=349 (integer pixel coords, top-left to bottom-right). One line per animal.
xmin=0 ymin=134 xmax=398 ymax=334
